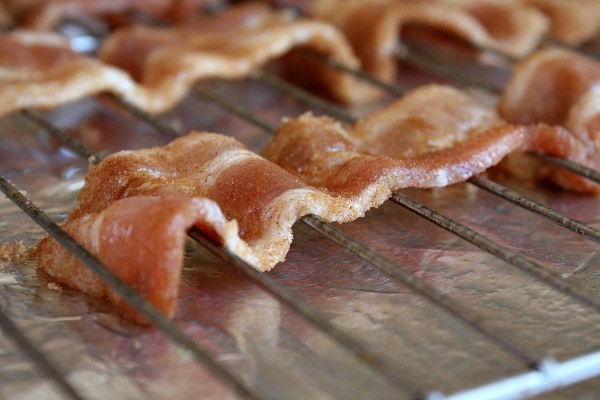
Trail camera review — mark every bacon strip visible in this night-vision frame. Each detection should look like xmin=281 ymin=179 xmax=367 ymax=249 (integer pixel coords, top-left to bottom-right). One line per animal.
xmin=524 ymin=0 xmax=600 ymax=45
xmin=263 ymin=84 xmax=600 ymax=194
xmin=499 ymin=48 xmax=600 ymax=154
xmin=0 ymin=30 xmax=148 ymax=116
xmin=0 ymin=7 xmax=373 ymax=117
xmin=37 ymin=194 xmax=246 ymax=323
xmin=98 ymin=3 xmax=376 ymax=105
xmin=280 ymin=0 xmax=549 ymax=81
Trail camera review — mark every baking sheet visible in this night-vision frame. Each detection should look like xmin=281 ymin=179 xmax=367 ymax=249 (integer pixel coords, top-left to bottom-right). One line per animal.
xmin=1 ymin=70 xmax=600 ymax=400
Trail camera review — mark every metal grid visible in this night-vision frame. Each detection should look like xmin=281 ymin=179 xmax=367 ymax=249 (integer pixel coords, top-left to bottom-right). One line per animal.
xmin=1 ymin=2 xmax=600 ymax=399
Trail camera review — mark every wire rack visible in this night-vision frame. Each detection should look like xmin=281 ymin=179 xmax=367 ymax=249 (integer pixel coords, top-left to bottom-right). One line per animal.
xmin=1 ymin=2 xmax=600 ymax=399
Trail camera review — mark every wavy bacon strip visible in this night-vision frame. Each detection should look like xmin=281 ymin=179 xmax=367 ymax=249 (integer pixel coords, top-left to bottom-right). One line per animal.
xmin=524 ymin=0 xmax=600 ymax=45
xmin=0 ymin=6 xmax=372 ymax=117
xmin=37 ymin=84 xmax=599 ymax=322
xmin=38 ymin=194 xmax=246 ymax=323
xmin=499 ymin=48 xmax=600 ymax=154
xmin=263 ymin=84 xmax=600 ymax=194
xmin=277 ymin=0 xmax=548 ymax=81
xmin=497 ymin=48 xmax=600 ymax=185
xmin=0 ymin=30 xmax=146 ymax=115
xmin=98 ymin=3 xmax=376 ymax=105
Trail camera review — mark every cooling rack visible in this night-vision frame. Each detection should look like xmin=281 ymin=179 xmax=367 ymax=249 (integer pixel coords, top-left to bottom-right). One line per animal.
xmin=1 ymin=2 xmax=600 ymax=399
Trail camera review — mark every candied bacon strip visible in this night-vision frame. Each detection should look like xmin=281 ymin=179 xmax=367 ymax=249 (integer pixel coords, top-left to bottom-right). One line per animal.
xmin=42 ymin=131 xmax=375 ymax=273
xmin=498 ymin=48 xmax=600 ymax=153
xmin=98 ymin=3 xmax=287 ymax=82
xmin=263 ymin=84 xmax=600 ymax=194
xmin=37 ymin=194 xmax=248 ymax=323
xmin=278 ymin=0 xmax=548 ymax=81
xmin=0 ymin=30 xmax=149 ymax=115
xmin=524 ymin=0 xmax=600 ymax=45
xmin=98 ymin=3 xmax=377 ymax=105
xmin=0 ymin=7 xmax=374 ymax=117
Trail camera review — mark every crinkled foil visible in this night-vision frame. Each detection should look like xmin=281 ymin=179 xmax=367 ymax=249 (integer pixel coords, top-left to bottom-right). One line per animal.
xmin=1 ymin=77 xmax=600 ymax=400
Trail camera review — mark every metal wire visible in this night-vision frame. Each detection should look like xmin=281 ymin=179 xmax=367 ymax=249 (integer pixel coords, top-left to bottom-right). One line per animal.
xmin=298 ymin=49 xmax=406 ymax=98
xmin=188 ymin=227 xmax=417 ymax=396
xmin=0 ymin=307 xmax=85 ymax=400
xmin=20 ymin=109 xmax=99 ymax=164
xmin=390 ymin=191 xmax=600 ymax=312
xmin=0 ymin=175 xmax=259 ymax=400
xmin=394 ymin=47 xmax=505 ymax=94
xmin=468 ymin=175 xmax=600 ymax=244
xmin=301 ymin=214 xmax=541 ymax=368
xmin=251 ymin=71 xmax=356 ymax=124
xmin=530 ymin=152 xmax=600 ymax=185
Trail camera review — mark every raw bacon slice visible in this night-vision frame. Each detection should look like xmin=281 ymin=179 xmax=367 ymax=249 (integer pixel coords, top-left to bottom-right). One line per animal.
xmin=0 ymin=8 xmax=373 ymax=117
xmin=276 ymin=0 xmax=548 ymax=81
xmin=37 ymin=194 xmax=247 ymax=323
xmin=498 ymin=48 xmax=600 ymax=153
xmin=263 ymin=84 xmax=600 ymax=194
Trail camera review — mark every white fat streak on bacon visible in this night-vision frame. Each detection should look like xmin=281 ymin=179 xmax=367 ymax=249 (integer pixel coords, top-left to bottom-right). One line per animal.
xmin=297 ymin=0 xmax=548 ymax=80
xmin=0 ymin=7 xmax=374 ymax=117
